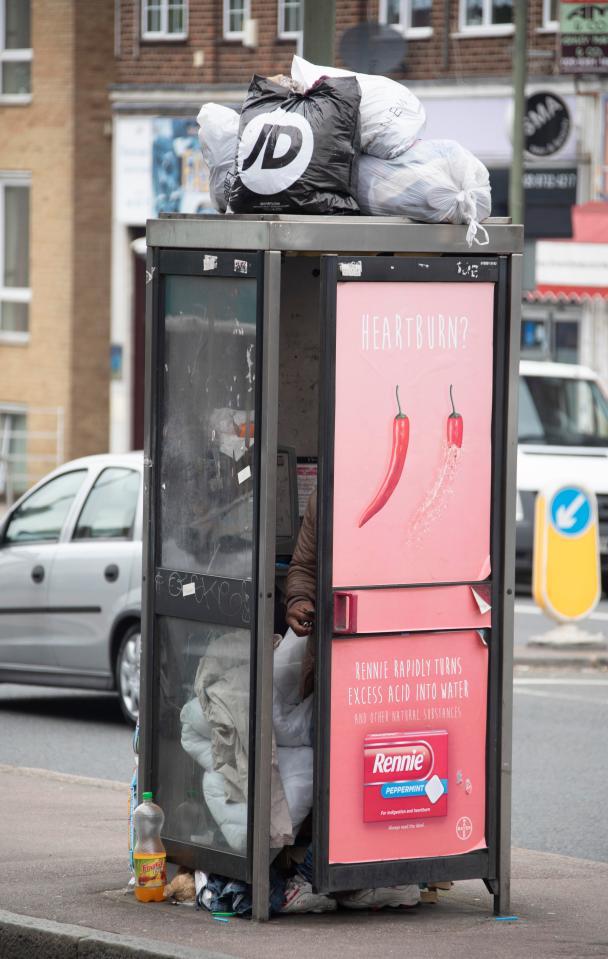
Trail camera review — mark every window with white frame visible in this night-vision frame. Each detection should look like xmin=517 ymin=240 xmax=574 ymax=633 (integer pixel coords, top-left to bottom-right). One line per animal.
xmin=542 ymin=0 xmax=558 ymax=30
xmin=0 ymin=408 xmax=27 ymax=502
xmin=279 ymin=0 xmax=302 ymax=39
xmin=223 ymin=0 xmax=250 ymax=39
xmin=460 ymin=0 xmax=513 ymax=31
xmin=141 ymin=0 xmax=188 ymax=41
xmin=0 ymin=177 xmax=30 ymax=339
xmin=379 ymin=0 xmax=433 ymax=35
xmin=0 ymin=0 xmax=32 ymax=99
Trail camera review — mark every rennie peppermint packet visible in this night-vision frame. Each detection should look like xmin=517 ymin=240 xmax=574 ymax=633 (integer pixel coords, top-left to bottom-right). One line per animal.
xmin=363 ymin=730 xmax=448 ymax=823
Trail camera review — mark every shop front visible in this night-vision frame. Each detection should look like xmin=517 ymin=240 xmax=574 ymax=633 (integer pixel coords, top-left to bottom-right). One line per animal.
xmin=525 ymin=203 xmax=608 ymax=380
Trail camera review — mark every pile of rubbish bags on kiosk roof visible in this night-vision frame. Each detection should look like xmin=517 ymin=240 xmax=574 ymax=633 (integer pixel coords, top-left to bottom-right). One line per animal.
xmin=197 ymin=55 xmax=492 ymax=247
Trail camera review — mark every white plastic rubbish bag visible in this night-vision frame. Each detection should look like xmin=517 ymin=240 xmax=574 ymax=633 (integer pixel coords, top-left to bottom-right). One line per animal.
xmin=272 ymin=627 xmax=307 ymax=705
xmin=357 ymin=139 xmax=492 ymax=246
xmin=291 ymin=54 xmax=425 ymax=160
xmin=196 ymin=103 xmax=239 ymax=212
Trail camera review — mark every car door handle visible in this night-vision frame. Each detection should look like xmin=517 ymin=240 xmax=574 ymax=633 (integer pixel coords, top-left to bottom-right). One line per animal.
xmin=31 ymin=565 xmax=45 ymax=584
xmin=104 ymin=564 xmax=119 ymax=583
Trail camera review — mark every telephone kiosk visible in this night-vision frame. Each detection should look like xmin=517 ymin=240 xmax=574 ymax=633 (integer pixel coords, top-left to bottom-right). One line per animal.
xmin=139 ymin=213 xmax=522 ymax=920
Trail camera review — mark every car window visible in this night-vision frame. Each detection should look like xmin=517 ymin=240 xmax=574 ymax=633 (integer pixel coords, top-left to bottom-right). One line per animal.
xmin=73 ymin=467 xmax=140 ymax=540
xmin=518 ymin=378 xmax=545 ymax=441
xmin=3 ymin=470 xmax=87 ymax=545
xmin=519 ymin=376 xmax=608 ymax=446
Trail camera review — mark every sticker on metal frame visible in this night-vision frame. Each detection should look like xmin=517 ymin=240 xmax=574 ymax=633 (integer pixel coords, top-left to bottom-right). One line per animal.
xmin=339 ymin=260 xmax=363 ymax=278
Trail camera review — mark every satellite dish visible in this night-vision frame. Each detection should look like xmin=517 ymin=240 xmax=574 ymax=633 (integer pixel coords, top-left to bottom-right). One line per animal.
xmin=339 ymin=23 xmax=406 ymax=75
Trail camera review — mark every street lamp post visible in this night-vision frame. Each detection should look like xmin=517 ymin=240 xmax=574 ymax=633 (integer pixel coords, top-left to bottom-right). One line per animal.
xmin=303 ymin=0 xmax=336 ymax=66
xmin=509 ymin=0 xmax=527 ymax=227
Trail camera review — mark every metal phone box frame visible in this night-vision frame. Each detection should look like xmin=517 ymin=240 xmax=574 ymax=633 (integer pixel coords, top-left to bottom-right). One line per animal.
xmin=141 ymin=214 xmax=522 ymax=920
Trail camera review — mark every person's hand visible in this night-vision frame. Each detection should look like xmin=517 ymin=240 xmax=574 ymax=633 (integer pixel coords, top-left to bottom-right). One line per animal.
xmin=286 ymin=600 xmax=315 ymax=637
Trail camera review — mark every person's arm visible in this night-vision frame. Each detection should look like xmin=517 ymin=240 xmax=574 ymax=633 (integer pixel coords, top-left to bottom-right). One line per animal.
xmin=285 ymin=488 xmax=317 ymax=636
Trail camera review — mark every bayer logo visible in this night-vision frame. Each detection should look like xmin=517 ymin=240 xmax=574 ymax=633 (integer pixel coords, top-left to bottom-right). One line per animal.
xmin=549 ymin=487 xmax=592 ymax=538
xmin=456 ymin=816 xmax=473 ymax=841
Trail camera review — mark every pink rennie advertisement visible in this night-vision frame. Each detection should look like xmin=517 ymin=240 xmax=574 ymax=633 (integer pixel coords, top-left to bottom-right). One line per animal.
xmin=333 ymin=281 xmax=495 ymax=587
xmin=328 ymin=631 xmax=488 ymax=863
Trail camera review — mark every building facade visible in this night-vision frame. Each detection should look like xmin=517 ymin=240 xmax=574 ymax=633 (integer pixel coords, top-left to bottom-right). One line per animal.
xmin=2 ymin=1 xmax=607 ymax=486
xmin=0 ymin=0 xmax=114 ymax=505
xmin=110 ymin=0 xmax=608 ymax=453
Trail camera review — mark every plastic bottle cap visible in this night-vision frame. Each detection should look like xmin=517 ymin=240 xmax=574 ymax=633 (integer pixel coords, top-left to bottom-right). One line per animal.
xmin=142 ymin=791 xmax=153 ymax=801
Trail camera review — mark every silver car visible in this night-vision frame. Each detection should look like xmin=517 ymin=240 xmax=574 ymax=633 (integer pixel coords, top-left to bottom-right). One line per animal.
xmin=0 ymin=452 xmax=143 ymax=723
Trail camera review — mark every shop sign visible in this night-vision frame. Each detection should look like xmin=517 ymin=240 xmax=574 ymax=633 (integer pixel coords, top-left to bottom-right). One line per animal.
xmin=524 ymin=92 xmax=571 ymax=156
xmin=115 ymin=118 xmax=153 ymax=225
xmin=536 ymin=240 xmax=608 ymax=286
xmin=559 ymin=0 xmax=608 ymax=74
xmin=522 ymin=169 xmax=577 ymax=192
xmin=488 ymin=168 xmax=576 ymax=238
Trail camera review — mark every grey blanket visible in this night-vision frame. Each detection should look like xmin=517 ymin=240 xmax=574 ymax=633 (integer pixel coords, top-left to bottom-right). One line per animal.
xmin=194 ymin=631 xmax=294 ymax=847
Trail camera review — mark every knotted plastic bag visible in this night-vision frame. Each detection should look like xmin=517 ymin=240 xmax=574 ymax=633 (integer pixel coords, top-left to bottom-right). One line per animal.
xmin=291 ymin=54 xmax=425 ymax=160
xmin=357 ymin=139 xmax=492 ymax=246
xmin=196 ymin=103 xmax=239 ymax=212
xmin=229 ymin=74 xmax=361 ymax=215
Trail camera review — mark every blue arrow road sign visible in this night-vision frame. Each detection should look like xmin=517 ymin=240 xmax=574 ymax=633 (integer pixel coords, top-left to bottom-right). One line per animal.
xmin=550 ymin=487 xmax=592 ymax=537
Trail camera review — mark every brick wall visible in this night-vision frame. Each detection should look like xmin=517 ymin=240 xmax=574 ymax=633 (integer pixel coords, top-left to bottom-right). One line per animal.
xmin=115 ymin=0 xmax=558 ymax=86
xmin=117 ymin=0 xmax=300 ymax=85
xmin=0 ymin=0 xmax=113 ymax=486
xmin=398 ymin=0 xmax=557 ymax=82
xmin=0 ymin=0 xmax=76 ymax=481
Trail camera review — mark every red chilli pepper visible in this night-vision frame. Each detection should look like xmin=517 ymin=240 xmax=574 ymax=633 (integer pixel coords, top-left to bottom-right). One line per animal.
xmin=447 ymin=384 xmax=463 ymax=448
xmin=359 ymin=385 xmax=409 ymax=528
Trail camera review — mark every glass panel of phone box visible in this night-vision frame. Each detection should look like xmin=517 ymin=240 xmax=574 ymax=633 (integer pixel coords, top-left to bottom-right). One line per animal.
xmin=156 ymin=274 xmax=257 ymax=856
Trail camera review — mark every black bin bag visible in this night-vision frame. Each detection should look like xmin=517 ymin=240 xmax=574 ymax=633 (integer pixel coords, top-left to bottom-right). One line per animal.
xmin=229 ymin=75 xmax=361 ymax=215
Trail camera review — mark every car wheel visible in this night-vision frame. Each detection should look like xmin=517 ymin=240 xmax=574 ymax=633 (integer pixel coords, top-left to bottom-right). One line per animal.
xmin=115 ymin=623 xmax=140 ymax=725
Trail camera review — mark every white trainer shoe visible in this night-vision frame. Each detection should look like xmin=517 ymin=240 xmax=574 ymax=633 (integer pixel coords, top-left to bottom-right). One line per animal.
xmin=281 ymin=875 xmax=338 ymax=914
xmin=336 ymin=884 xmax=420 ymax=910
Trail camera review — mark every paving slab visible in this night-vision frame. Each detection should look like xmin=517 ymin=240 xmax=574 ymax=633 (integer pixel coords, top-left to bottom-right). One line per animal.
xmin=1 ymin=765 xmax=607 ymax=959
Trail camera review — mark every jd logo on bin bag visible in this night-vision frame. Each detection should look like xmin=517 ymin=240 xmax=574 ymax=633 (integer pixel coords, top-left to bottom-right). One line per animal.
xmin=238 ymin=109 xmax=314 ymax=195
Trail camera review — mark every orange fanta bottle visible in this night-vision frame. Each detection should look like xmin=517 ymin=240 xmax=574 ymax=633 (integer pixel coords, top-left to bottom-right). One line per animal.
xmin=133 ymin=792 xmax=166 ymax=902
